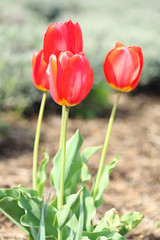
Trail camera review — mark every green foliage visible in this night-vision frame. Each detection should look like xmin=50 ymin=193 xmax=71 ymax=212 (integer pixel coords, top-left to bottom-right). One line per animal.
xmin=54 ymin=189 xmax=82 ymax=229
xmin=50 ymin=130 xmax=83 ymax=196
xmin=0 ymin=186 xmax=58 ymax=239
xmin=82 ymin=230 xmax=127 ymax=240
xmin=91 ymin=155 xmax=120 ymax=208
xmin=94 ymin=209 xmax=120 ymax=233
xmin=75 ymin=191 xmax=84 ymax=240
xmin=119 ymin=212 xmax=143 ymax=235
xmin=30 ymin=194 xmax=50 ymax=240
xmin=37 ymin=149 xmax=49 ymax=197
xmin=0 ymin=132 xmax=143 ymax=239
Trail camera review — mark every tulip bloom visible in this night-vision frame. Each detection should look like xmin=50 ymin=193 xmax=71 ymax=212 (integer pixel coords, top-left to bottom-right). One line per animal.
xmin=103 ymin=42 xmax=143 ymax=92
xmin=43 ymin=20 xmax=83 ymax=64
xmin=49 ymin=51 xmax=94 ymax=107
xmin=32 ymin=50 xmax=50 ymax=91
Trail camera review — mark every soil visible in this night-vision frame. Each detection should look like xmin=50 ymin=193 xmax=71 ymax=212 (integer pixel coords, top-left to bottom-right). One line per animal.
xmin=0 ymin=94 xmax=160 ymax=240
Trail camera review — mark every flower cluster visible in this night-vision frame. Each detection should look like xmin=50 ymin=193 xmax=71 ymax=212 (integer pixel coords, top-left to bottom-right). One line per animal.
xmin=32 ymin=20 xmax=94 ymax=107
xmin=0 ymin=19 xmax=145 ymax=240
xmin=32 ymin=19 xmax=143 ymax=106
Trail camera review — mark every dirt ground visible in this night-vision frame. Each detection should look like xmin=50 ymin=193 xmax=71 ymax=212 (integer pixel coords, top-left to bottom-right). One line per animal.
xmin=0 ymin=94 xmax=160 ymax=240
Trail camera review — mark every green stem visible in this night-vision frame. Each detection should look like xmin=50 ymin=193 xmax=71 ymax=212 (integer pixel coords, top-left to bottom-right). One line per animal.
xmin=58 ymin=106 xmax=70 ymax=240
xmin=33 ymin=91 xmax=47 ymax=190
xmin=59 ymin=106 xmax=66 ymax=148
xmin=93 ymin=92 xmax=121 ymax=200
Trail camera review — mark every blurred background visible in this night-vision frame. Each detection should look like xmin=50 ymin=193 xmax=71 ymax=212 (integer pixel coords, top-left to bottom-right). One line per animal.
xmin=0 ymin=0 xmax=160 ymax=118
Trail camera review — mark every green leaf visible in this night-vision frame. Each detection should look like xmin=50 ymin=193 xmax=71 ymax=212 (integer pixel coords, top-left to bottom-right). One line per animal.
xmin=50 ymin=130 xmax=83 ymax=195
xmin=83 ymin=187 xmax=96 ymax=232
xmin=38 ymin=194 xmax=50 ymax=240
xmin=37 ymin=149 xmax=49 ymax=197
xmin=75 ymin=191 xmax=84 ymax=240
xmin=0 ymin=187 xmax=29 ymax=234
xmin=18 ymin=192 xmax=57 ymax=239
xmin=94 ymin=208 xmax=120 ymax=232
xmin=81 ymin=162 xmax=91 ymax=184
xmin=96 ymin=237 xmax=108 ymax=240
xmin=92 ymin=155 xmax=120 ymax=208
xmin=119 ymin=212 xmax=143 ymax=235
xmin=0 ymin=187 xmax=69 ymax=239
xmin=81 ymin=146 xmax=102 ymax=187
xmin=67 ymin=214 xmax=78 ymax=233
xmin=65 ymin=145 xmax=102 ymax=196
xmin=81 ymin=146 xmax=102 ymax=164
xmin=54 ymin=189 xmax=82 ymax=229
xmin=82 ymin=230 xmax=127 ymax=240
xmin=19 ymin=186 xmax=39 ymax=197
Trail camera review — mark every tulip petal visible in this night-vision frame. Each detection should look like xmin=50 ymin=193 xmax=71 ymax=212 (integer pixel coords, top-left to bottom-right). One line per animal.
xmin=66 ymin=20 xmax=83 ymax=53
xmin=106 ymin=48 xmax=140 ymax=88
xmin=32 ymin=50 xmax=50 ymax=91
xmin=104 ymin=43 xmax=143 ymax=92
xmin=115 ymin=42 xmax=125 ymax=49
xmin=59 ymin=51 xmax=74 ymax=70
xmin=49 ymin=55 xmax=63 ymax=104
xmin=61 ymin=55 xmax=94 ymax=106
xmin=44 ymin=23 xmax=68 ymax=63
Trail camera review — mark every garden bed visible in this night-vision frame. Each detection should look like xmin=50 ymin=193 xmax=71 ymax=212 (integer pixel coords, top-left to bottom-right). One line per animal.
xmin=0 ymin=94 xmax=160 ymax=240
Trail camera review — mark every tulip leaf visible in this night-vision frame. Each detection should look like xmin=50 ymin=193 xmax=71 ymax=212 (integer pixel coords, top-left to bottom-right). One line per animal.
xmin=91 ymin=154 xmax=120 ymax=208
xmin=82 ymin=230 xmax=127 ymax=240
xmin=75 ymin=191 xmax=84 ymax=240
xmin=81 ymin=146 xmax=102 ymax=184
xmin=50 ymin=130 xmax=83 ymax=195
xmin=66 ymin=145 xmax=102 ymax=196
xmin=96 ymin=237 xmax=108 ymax=240
xmin=94 ymin=208 xmax=120 ymax=232
xmin=67 ymin=214 xmax=78 ymax=233
xmin=119 ymin=212 xmax=143 ymax=235
xmin=81 ymin=162 xmax=91 ymax=184
xmin=18 ymin=192 xmax=58 ymax=238
xmin=0 ymin=186 xmax=38 ymax=234
xmin=54 ymin=189 xmax=82 ymax=229
xmin=83 ymin=187 xmax=96 ymax=232
xmin=81 ymin=146 xmax=102 ymax=164
xmin=37 ymin=149 xmax=49 ymax=197
xmin=0 ymin=186 xmax=61 ymax=239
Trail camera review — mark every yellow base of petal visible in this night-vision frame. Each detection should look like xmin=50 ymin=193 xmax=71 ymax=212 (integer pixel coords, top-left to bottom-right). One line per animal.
xmin=58 ymin=98 xmax=76 ymax=107
xmin=109 ymin=83 xmax=133 ymax=92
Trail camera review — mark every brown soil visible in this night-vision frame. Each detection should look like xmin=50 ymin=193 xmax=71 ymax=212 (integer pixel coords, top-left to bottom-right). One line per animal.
xmin=0 ymin=94 xmax=160 ymax=240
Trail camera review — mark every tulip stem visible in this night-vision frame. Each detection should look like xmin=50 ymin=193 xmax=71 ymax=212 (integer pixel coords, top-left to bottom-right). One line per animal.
xmin=59 ymin=106 xmax=66 ymax=148
xmin=33 ymin=91 xmax=47 ymax=190
xmin=58 ymin=106 xmax=69 ymax=240
xmin=92 ymin=91 xmax=121 ymax=200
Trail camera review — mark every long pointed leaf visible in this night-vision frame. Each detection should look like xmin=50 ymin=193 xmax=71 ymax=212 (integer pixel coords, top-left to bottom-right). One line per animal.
xmin=54 ymin=189 xmax=82 ymax=229
xmin=37 ymin=149 xmax=49 ymax=197
xmin=91 ymin=155 xmax=120 ymax=208
xmin=75 ymin=191 xmax=84 ymax=240
xmin=50 ymin=130 xmax=83 ymax=195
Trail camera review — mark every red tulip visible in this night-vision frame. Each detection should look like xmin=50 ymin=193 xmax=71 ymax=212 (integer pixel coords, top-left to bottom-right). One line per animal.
xmin=103 ymin=42 xmax=143 ymax=92
xmin=32 ymin=50 xmax=50 ymax=91
xmin=49 ymin=51 xmax=94 ymax=107
xmin=43 ymin=20 xmax=83 ymax=64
